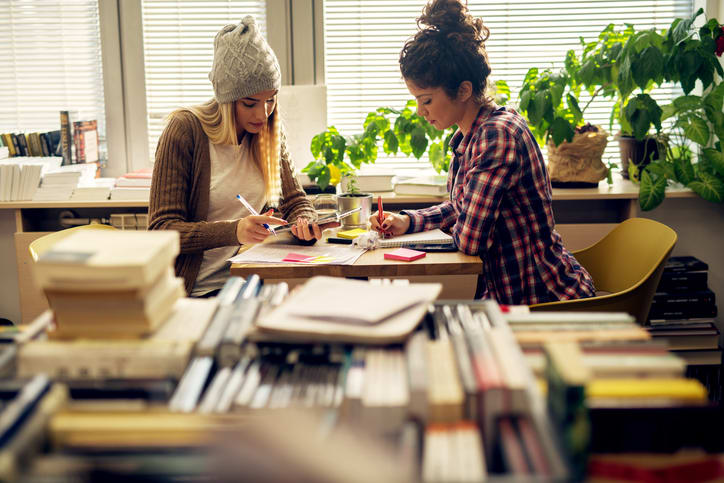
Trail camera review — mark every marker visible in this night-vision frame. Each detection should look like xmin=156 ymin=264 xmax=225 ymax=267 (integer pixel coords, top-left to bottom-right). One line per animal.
xmin=236 ymin=194 xmax=276 ymax=236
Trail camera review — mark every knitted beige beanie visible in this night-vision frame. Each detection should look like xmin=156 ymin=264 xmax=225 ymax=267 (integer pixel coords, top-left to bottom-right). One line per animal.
xmin=209 ymin=16 xmax=281 ymax=104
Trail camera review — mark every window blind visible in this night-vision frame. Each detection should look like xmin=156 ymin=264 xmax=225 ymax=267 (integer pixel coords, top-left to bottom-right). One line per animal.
xmin=323 ymin=0 xmax=694 ymax=172
xmin=0 ymin=1 xmax=105 ymax=138
xmin=141 ymin=0 xmax=267 ymax=161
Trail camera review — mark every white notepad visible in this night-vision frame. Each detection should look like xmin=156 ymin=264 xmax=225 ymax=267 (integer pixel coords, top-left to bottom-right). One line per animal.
xmin=378 ymin=228 xmax=453 ymax=248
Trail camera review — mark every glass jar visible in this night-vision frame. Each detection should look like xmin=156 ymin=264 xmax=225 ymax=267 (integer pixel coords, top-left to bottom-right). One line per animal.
xmin=312 ymin=194 xmax=337 ymax=217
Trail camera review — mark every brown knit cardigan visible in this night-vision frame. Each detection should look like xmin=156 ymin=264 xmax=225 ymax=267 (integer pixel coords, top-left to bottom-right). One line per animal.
xmin=149 ymin=110 xmax=317 ymax=294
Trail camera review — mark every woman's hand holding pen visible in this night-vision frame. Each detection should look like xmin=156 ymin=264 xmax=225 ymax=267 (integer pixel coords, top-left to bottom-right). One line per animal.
xmin=236 ymin=210 xmax=287 ymax=244
xmin=369 ymin=211 xmax=410 ymax=237
xmin=291 ymin=217 xmax=340 ymax=241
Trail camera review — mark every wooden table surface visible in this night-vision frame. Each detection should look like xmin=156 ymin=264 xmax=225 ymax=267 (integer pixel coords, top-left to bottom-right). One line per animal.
xmin=230 ymin=246 xmax=483 ymax=279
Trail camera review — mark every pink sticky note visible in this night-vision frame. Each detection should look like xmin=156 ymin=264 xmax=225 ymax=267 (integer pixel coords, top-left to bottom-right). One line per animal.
xmin=384 ymin=248 xmax=426 ymax=262
xmin=282 ymin=252 xmax=314 ymax=263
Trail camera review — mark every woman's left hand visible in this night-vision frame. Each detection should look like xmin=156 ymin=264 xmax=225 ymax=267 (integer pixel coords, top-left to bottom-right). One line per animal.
xmin=291 ymin=218 xmax=340 ymax=240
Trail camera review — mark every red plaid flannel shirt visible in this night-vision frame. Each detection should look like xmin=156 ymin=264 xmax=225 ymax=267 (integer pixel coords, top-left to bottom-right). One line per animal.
xmin=403 ymin=105 xmax=595 ymax=305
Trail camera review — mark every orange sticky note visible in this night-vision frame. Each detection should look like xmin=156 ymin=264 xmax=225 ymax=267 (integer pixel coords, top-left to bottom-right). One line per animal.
xmin=384 ymin=248 xmax=426 ymax=262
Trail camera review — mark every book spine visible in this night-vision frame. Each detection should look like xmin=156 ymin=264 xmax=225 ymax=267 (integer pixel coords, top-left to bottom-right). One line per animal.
xmin=59 ymin=111 xmax=73 ymax=165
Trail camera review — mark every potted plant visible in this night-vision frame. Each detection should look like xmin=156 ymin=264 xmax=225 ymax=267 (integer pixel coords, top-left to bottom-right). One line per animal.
xmin=606 ymin=10 xmax=723 ymax=181
xmin=518 ymin=64 xmax=610 ymax=187
xmin=613 ymin=11 xmax=724 ymax=209
xmin=303 ymin=100 xmax=458 ymax=226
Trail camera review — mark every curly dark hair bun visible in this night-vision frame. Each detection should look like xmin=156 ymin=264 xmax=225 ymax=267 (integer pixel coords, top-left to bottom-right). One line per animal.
xmin=418 ymin=0 xmax=488 ymax=42
xmin=400 ymin=0 xmax=491 ymax=103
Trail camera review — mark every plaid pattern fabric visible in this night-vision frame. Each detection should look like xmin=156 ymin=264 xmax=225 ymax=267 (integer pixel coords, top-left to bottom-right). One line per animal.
xmin=404 ymin=105 xmax=595 ymax=305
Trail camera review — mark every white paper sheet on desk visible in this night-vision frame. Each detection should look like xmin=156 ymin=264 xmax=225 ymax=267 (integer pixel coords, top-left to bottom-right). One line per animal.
xmin=228 ymin=242 xmax=366 ymax=265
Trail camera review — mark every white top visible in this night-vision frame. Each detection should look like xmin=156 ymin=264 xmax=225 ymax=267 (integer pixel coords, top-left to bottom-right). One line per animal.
xmin=191 ymin=138 xmax=265 ymax=296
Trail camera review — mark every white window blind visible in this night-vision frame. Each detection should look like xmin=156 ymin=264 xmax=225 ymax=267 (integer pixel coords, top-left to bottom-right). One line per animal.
xmin=0 ymin=1 xmax=105 ymax=137
xmin=141 ymin=1 xmax=267 ymax=161
xmin=323 ymin=0 xmax=694 ymax=172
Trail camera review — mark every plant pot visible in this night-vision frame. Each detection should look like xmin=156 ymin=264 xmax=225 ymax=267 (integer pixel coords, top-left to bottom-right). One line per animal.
xmin=337 ymin=192 xmax=373 ymax=228
xmin=618 ymin=136 xmax=660 ymax=179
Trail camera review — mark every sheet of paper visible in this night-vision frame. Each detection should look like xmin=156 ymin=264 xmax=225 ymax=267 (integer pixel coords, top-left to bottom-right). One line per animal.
xmin=228 ymin=240 xmax=366 ymax=266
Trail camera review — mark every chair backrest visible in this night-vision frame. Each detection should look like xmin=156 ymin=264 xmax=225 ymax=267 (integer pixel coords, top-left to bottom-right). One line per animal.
xmin=531 ymin=218 xmax=677 ymax=324
xmin=29 ymin=224 xmax=118 ymax=262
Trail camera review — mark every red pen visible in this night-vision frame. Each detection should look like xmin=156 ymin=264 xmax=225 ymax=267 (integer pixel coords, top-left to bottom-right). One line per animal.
xmin=377 ymin=195 xmax=386 ymax=238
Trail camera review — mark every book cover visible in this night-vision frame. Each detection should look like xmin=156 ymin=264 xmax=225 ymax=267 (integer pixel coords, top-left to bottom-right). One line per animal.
xmin=59 ymin=110 xmax=77 ymax=165
xmin=393 ymin=175 xmax=448 ymax=196
xmin=33 ymin=230 xmax=180 ymax=292
xmin=658 ymin=271 xmax=708 ymax=292
xmin=72 ymin=120 xmax=99 ymax=163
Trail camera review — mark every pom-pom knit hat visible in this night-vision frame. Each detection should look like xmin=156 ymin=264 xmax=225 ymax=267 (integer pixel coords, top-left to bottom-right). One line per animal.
xmin=208 ymin=16 xmax=281 ymax=103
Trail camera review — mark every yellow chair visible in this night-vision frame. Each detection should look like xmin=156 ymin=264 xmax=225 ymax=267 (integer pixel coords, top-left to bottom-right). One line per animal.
xmin=28 ymin=223 xmax=118 ymax=262
xmin=529 ymin=218 xmax=677 ymax=324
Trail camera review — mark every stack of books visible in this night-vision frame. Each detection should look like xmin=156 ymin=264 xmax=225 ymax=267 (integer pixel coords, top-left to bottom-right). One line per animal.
xmin=110 ymin=167 xmax=152 ymax=200
xmin=69 ymin=177 xmax=115 ymax=201
xmin=31 ymin=229 xmax=183 ymax=339
xmin=393 ymin=174 xmax=447 ymax=196
xmin=32 ymin=163 xmax=99 ymax=201
xmin=0 ymin=157 xmax=62 ymax=201
xmin=647 ymin=255 xmax=722 ymax=401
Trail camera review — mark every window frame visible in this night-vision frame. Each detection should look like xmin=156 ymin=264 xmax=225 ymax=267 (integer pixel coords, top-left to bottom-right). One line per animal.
xmin=104 ymin=0 xmax=715 ymax=175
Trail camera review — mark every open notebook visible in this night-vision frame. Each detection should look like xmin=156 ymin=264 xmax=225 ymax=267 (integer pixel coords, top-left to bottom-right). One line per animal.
xmin=379 ymin=228 xmax=453 ymax=248
xmin=254 ymin=276 xmax=442 ymax=344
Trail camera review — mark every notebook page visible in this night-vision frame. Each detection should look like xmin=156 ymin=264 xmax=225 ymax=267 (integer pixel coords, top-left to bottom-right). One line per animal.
xmin=379 ymin=229 xmax=453 ymax=248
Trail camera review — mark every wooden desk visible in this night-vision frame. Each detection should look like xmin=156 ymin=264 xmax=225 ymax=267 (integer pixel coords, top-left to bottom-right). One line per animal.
xmin=0 ymin=176 xmax=705 ymax=323
xmin=230 ymin=247 xmax=483 ymax=279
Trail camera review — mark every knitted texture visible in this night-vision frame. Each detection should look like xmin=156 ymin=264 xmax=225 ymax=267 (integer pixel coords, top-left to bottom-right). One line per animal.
xmin=149 ymin=111 xmax=316 ymax=294
xmin=209 ymin=16 xmax=281 ymax=103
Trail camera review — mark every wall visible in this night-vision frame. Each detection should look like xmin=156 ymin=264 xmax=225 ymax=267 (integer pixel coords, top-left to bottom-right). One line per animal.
xmin=0 ymin=210 xmax=20 ymax=324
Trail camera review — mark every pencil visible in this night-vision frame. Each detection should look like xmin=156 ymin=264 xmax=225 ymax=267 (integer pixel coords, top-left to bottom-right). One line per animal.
xmin=378 ymin=195 xmax=385 ymax=238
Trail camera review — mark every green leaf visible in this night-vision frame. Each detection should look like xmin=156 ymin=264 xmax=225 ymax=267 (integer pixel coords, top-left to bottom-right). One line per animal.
xmin=383 ymin=129 xmax=399 ymax=155
xmin=317 ymin=165 xmax=331 ymax=190
xmin=631 ymin=46 xmax=664 ymax=89
xmin=702 ymin=148 xmax=724 ymax=177
xmin=410 ymin=126 xmax=428 ymax=158
xmin=639 ymin=169 xmax=666 ymax=210
xmin=519 ymin=90 xmax=532 ymax=113
xmin=550 ymin=84 xmax=564 ymax=109
xmin=550 ymin=117 xmax=575 ymax=146
xmin=529 ymin=91 xmax=547 ymax=127
xmin=616 ymin=52 xmax=635 ymax=99
xmin=628 ymin=161 xmax=640 ymax=183
xmin=704 ymin=82 xmax=724 ymax=113
xmin=672 ymin=95 xmax=702 ymax=111
xmin=660 ymin=103 xmax=677 ymax=121
xmin=670 ymin=14 xmax=693 ymax=45
xmin=688 ymin=172 xmax=724 ymax=203
xmin=673 ymin=156 xmax=695 ymax=185
xmin=683 ymin=115 xmax=710 ymax=146
xmin=567 ymin=94 xmax=583 ymax=123
xmin=429 ymin=143 xmax=444 ymax=173
xmin=310 ymin=132 xmax=323 ymax=158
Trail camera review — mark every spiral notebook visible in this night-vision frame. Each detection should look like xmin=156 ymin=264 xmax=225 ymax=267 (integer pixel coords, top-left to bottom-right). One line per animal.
xmin=378 ymin=229 xmax=454 ymax=248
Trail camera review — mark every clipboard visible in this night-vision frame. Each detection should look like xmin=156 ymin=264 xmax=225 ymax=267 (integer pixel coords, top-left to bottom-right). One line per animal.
xmin=269 ymin=207 xmax=362 ymax=233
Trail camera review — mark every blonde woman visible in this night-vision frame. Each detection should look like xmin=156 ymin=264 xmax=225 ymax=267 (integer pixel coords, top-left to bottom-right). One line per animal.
xmin=150 ymin=16 xmax=331 ymax=297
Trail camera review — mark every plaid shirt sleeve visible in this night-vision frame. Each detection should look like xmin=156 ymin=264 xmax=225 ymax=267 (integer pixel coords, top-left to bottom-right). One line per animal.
xmin=404 ymin=121 xmax=522 ymax=256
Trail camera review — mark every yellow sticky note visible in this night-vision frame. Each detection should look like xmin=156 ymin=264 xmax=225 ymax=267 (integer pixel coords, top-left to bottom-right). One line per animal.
xmin=337 ymin=228 xmax=367 ymax=239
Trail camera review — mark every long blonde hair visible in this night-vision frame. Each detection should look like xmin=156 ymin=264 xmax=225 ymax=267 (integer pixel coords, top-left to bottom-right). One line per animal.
xmin=172 ymin=99 xmax=281 ymax=203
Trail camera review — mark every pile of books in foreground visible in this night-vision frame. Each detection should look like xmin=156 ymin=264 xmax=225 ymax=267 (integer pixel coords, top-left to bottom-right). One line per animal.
xmin=3 ymin=274 xmax=722 ymax=481
xmin=31 ymin=229 xmax=184 ymax=339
